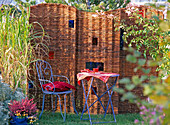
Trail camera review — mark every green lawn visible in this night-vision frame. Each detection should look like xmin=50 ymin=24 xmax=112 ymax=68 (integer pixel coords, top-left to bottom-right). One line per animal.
xmin=36 ymin=111 xmax=142 ymax=125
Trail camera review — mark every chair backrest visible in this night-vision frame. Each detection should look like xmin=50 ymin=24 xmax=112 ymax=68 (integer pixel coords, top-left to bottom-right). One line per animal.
xmin=36 ymin=60 xmax=54 ymax=89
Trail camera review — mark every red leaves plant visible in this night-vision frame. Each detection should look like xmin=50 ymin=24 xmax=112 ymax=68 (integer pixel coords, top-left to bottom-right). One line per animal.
xmin=8 ymin=97 xmax=37 ymax=117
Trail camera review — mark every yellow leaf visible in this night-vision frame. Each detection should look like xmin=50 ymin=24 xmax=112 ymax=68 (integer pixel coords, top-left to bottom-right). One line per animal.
xmin=150 ymin=95 xmax=168 ymax=106
xmin=159 ymin=21 xmax=169 ymax=31
xmin=159 ymin=41 xmax=165 ymax=47
xmin=167 ymin=10 xmax=170 ymax=20
xmin=155 ymin=84 xmax=164 ymax=90
xmin=144 ymin=85 xmax=153 ymax=95
xmin=166 ymin=36 xmax=170 ymax=42
xmin=165 ymin=75 xmax=170 ymax=84
xmin=163 ymin=86 xmax=170 ymax=93
xmin=163 ymin=105 xmax=170 ymax=125
xmin=168 ymin=52 xmax=170 ymax=58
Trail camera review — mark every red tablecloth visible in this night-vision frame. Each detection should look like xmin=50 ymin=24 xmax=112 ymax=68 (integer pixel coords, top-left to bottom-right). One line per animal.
xmin=77 ymin=72 xmax=119 ymax=85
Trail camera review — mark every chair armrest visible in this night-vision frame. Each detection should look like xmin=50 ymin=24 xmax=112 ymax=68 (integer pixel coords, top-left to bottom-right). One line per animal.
xmin=52 ymin=75 xmax=70 ymax=84
xmin=39 ymin=79 xmax=55 ymax=92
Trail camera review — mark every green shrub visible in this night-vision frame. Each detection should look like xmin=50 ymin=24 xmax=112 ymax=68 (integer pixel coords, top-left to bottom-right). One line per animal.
xmin=0 ymin=81 xmax=25 ymax=125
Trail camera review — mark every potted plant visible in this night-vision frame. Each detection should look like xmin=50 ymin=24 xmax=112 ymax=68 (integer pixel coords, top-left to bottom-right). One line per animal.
xmin=8 ymin=97 xmax=38 ymax=125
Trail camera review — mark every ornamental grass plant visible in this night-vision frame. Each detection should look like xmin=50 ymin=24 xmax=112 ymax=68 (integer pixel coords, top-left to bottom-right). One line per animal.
xmin=0 ymin=4 xmax=48 ymax=94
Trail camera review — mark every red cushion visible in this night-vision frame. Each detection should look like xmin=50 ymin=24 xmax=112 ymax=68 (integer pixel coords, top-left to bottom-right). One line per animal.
xmin=42 ymin=81 xmax=76 ymax=92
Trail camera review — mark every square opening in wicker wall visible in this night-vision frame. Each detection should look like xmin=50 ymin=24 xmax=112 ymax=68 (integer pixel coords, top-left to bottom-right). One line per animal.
xmin=92 ymin=37 xmax=98 ymax=45
xmin=69 ymin=20 xmax=74 ymax=28
xmin=86 ymin=62 xmax=104 ymax=71
xmin=120 ymin=28 xmax=124 ymax=50
xmin=49 ymin=51 xmax=54 ymax=59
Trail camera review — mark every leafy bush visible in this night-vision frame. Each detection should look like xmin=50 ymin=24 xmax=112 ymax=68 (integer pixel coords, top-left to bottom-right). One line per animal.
xmin=115 ymin=47 xmax=170 ymax=125
xmin=119 ymin=4 xmax=170 ymax=75
xmin=0 ymin=105 xmax=9 ymax=125
xmin=0 ymin=81 xmax=25 ymax=125
xmin=116 ymin=4 xmax=170 ymax=124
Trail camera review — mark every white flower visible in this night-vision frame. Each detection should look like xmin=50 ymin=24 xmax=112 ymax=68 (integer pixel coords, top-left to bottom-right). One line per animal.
xmin=107 ymin=14 xmax=115 ymax=18
xmin=163 ymin=10 xmax=167 ymax=15
xmin=131 ymin=7 xmax=135 ymax=10
xmin=101 ymin=12 xmax=105 ymax=15
xmin=125 ymin=10 xmax=131 ymax=16
xmin=135 ymin=8 xmax=139 ymax=11
xmin=92 ymin=14 xmax=98 ymax=17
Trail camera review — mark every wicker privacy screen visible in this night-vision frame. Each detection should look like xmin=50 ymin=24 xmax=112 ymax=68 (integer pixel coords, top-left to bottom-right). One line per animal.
xmin=29 ymin=3 xmax=162 ymax=114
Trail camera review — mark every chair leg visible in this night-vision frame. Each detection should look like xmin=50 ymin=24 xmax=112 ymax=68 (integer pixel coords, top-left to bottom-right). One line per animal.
xmin=54 ymin=95 xmax=57 ymax=112
xmin=64 ymin=94 xmax=67 ymax=121
xmin=39 ymin=94 xmax=46 ymax=119
xmin=51 ymin=95 xmax=54 ymax=113
xmin=58 ymin=95 xmax=66 ymax=122
xmin=71 ymin=92 xmax=78 ymax=115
